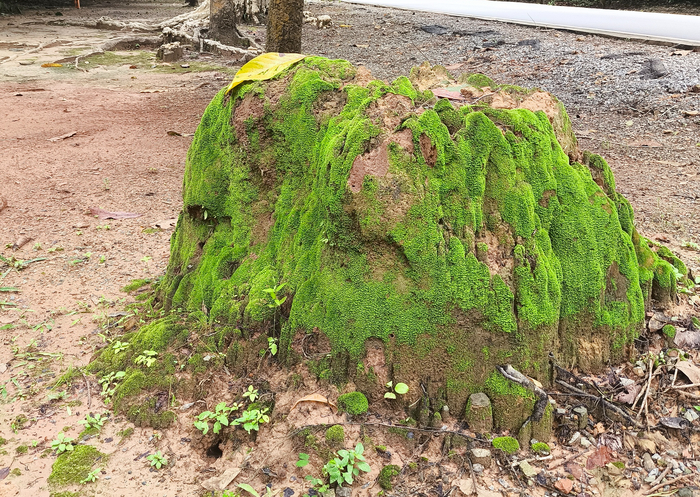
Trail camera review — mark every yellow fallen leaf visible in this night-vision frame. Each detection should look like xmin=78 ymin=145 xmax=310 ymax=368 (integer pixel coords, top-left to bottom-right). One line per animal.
xmin=41 ymin=63 xmax=63 ymax=68
xmin=225 ymin=52 xmax=307 ymax=94
xmin=290 ymin=393 xmax=337 ymax=413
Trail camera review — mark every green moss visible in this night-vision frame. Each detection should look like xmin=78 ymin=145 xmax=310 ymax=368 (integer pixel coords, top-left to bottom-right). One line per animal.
xmin=158 ymin=57 xmax=652 ymax=414
xmin=662 ymin=324 xmax=676 ymax=340
xmin=10 ymin=468 xmax=21 ymax=476
xmin=531 ymin=442 xmax=550 ymax=454
xmin=492 ymin=436 xmax=520 ymax=454
xmin=325 ymin=425 xmax=345 ymax=446
xmin=378 ymin=464 xmax=401 ymax=490
xmin=693 ymin=317 xmax=700 ymax=329
xmin=337 ymin=392 xmax=368 ymax=415
xmin=0 ymin=437 xmax=5 ymax=446
xmin=121 ymin=279 xmax=151 ymax=293
xmin=117 ymin=427 xmax=134 ymax=441
xmin=15 ymin=444 xmax=27 ymax=454
xmin=48 ymin=445 xmax=106 ymax=486
xmin=50 ymin=492 xmax=81 ymax=497
xmin=79 ymin=426 xmax=99 ymax=438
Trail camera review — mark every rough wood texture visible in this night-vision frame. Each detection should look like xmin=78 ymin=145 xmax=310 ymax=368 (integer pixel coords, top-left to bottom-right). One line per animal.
xmin=265 ymin=0 xmax=303 ymax=53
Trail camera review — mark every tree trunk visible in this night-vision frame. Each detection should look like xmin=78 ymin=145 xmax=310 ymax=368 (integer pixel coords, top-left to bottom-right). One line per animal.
xmin=209 ymin=0 xmax=251 ymax=47
xmin=265 ymin=0 xmax=303 ymax=53
xmin=233 ymin=0 xmax=268 ymax=24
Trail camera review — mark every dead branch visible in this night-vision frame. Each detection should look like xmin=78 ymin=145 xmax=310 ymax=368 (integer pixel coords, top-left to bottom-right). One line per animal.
xmin=646 ymin=473 xmax=693 ymax=495
xmin=548 ymin=448 xmax=593 ymax=470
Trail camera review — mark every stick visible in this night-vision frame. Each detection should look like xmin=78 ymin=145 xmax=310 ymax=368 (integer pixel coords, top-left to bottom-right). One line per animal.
xmin=646 ymin=473 xmax=692 ymax=495
xmin=648 ymin=465 xmax=671 ymax=488
xmin=637 ymin=358 xmax=654 ymax=421
xmin=464 ymin=452 xmax=478 ymax=495
xmin=548 ymin=449 xmax=593 ymax=470
xmin=672 ymin=383 xmax=700 ymax=390
xmin=82 ymin=371 xmax=91 ymax=409
xmin=555 ymin=380 xmax=642 ymax=428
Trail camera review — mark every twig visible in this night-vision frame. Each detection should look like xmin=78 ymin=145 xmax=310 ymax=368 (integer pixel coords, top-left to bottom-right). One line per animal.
xmin=672 ymin=383 xmax=700 ymax=390
xmin=555 ymin=380 xmax=642 ymax=428
xmin=548 ymin=449 xmax=593 ymax=470
xmin=646 ymin=473 xmax=692 ymax=495
xmin=81 ymin=371 xmax=91 ymax=409
xmin=648 ymin=465 xmax=671 ymax=488
xmin=464 ymin=452 xmax=478 ymax=495
xmin=637 ymin=358 xmax=654 ymax=421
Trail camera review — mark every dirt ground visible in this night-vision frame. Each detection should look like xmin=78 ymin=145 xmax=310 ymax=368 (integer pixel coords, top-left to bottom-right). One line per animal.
xmin=1 ymin=1 xmax=699 ymax=497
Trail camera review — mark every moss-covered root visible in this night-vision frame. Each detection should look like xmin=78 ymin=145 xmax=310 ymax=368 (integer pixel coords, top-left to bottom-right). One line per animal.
xmin=48 ymin=445 xmax=107 ymax=487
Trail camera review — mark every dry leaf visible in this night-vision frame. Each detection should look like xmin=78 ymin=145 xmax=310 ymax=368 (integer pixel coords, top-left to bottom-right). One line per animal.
xmin=0 ymin=467 xmax=9 ymax=480
xmin=200 ymin=467 xmax=241 ymax=491
xmin=615 ymin=383 xmax=641 ymax=404
xmin=682 ymin=110 xmax=699 ymax=117
xmin=675 ymin=360 xmax=700 ymax=384
xmin=586 ymin=445 xmax=613 ymax=469
xmin=432 ymin=89 xmax=466 ymax=101
xmin=166 ymin=130 xmax=182 ymax=136
xmin=89 ymin=207 xmax=142 ymax=220
xmin=290 ymin=394 xmax=337 ymax=413
xmin=444 ymin=63 xmax=464 ymax=71
xmin=48 ymin=131 xmax=77 ymax=142
xmin=555 ymin=477 xmax=574 ymax=494
xmin=41 ymin=63 xmax=62 ymax=67
xmin=140 ymin=89 xmax=166 ymax=93
xmin=675 ymin=329 xmax=700 ymax=349
xmin=12 ymin=236 xmax=32 ymax=250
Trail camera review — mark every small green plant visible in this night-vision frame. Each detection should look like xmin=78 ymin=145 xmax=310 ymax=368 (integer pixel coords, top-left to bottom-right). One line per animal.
xmin=263 ymin=283 xmax=287 ymax=308
xmin=47 ymin=246 xmax=64 ymax=253
xmin=384 ymin=381 xmax=409 ymax=400
xmin=323 ymin=442 xmax=371 ymax=486
xmin=79 ymin=413 xmax=107 ymax=431
xmin=146 ymin=450 xmax=167 ymax=469
xmin=242 ymin=385 xmax=259 ymax=403
xmin=81 ymin=467 xmax=101 ymax=484
xmin=305 ymin=475 xmax=329 ymax=494
xmin=194 ymin=402 xmax=239 ymax=435
xmin=134 ymin=350 xmax=158 ymax=367
xmin=99 ymin=370 xmax=126 ymax=399
xmin=267 ymin=337 xmax=278 ymax=356
xmin=235 ymin=408 xmax=270 ymax=434
xmin=51 ymin=432 xmax=74 ymax=454
xmin=296 ymin=452 xmax=310 ymax=468
xmin=47 ymin=390 xmax=68 ymax=401
xmin=112 ymin=340 xmax=129 ymax=353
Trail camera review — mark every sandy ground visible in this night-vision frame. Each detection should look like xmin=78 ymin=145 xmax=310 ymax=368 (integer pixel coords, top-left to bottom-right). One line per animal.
xmin=0 ymin=1 xmax=699 ymax=496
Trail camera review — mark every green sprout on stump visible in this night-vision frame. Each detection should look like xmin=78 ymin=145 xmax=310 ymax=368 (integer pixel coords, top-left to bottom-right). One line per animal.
xmin=134 ymin=350 xmax=158 ymax=367
xmin=384 ymin=381 xmax=409 ymax=400
xmin=146 ymin=450 xmax=167 ymax=469
xmin=51 ymin=432 xmax=74 ymax=454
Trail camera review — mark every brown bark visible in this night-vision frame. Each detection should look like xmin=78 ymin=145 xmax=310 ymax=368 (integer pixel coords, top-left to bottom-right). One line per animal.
xmin=210 ymin=0 xmax=251 ymax=48
xmin=265 ymin=0 xmax=303 ymax=53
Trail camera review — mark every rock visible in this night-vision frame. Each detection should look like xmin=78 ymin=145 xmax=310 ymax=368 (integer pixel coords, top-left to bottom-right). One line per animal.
xmin=335 ymin=487 xmax=351 ymax=497
xmin=573 ymin=407 xmax=588 ymax=430
xmin=517 ymin=39 xmax=540 ymax=49
xmin=648 ymin=58 xmax=669 ymax=79
xmin=472 ymin=463 xmax=484 ymax=474
xmin=156 ymin=42 xmax=183 ymax=63
xmin=315 ymin=15 xmax=332 ymax=29
xmin=691 ymin=84 xmax=700 ymax=93
xmin=652 ymin=453 xmax=661 ymax=460
xmin=580 ymin=437 xmax=592 ymax=448
xmin=470 ymin=448 xmax=492 ymax=468
xmin=555 ymin=478 xmax=574 ymax=494
xmin=667 ymin=450 xmax=679 ymax=457
xmin=684 ymin=409 xmax=699 ymax=423
xmin=642 ymin=453 xmax=655 ymax=472
xmin=677 ymin=487 xmax=694 ymax=497
xmin=420 ymin=25 xmax=449 ymax=35
xmin=673 ymin=468 xmax=683 ymax=475
xmin=648 ymin=468 xmax=659 ymax=479
xmin=519 ymin=461 xmax=538 ymax=478
xmin=632 ymin=366 xmax=645 ymax=377
xmin=568 ymin=432 xmax=581 ymax=446
xmin=465 ymin=393 xmax=493 ymax=434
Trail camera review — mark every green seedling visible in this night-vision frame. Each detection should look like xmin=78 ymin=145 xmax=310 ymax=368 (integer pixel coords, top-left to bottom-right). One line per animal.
xmin=47 ymin=390 xmax=68 ymax=401
xmin=296 ymin=452 xmax=310 ymax=467
xmin=323 ymin=442 xmax=370 ymax=486
xmin=263 ymin=283 xmax=287 ymax=308
xmin=146 ymin=450 xmax=167 ymax=469
xmin=194 ymin=402 xmax=239 ymax=435
xmin=267 ymin=337 xmax=278 ymax=356
xmin=134 ymin=350 xmax=158 ymax=367
xmin=111 ymin=340 xmax=129 ymax=353
xmin=79 ymin=413 xmax=107 ymax=430
xmin=81 ymin=467 xmax=101 ymax=484
xmin=235 ymin=408 xmax=270 ymax=434
xmin=242 ymin=385 xmax=259 ymax=403
xmin=51 ymin=432 xmax=74 ymax=454
xmin=384 ymin=381 xmax=409 ymax=400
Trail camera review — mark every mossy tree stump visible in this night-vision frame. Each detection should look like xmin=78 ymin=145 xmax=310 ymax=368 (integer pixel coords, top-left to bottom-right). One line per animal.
xmin=147 ymin=57 xmax=680 ymax=433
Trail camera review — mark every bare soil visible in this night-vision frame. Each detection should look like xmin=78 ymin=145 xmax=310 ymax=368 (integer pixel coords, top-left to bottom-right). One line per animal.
xmin=1 ymin=1 xmax=699 ymax=497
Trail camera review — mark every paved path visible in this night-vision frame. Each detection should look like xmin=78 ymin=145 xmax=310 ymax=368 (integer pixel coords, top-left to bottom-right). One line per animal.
xmin=344 ymin=0 xmax=700 ymax=46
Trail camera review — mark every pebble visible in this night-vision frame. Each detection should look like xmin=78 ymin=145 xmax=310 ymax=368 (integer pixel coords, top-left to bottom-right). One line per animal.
xmin=667 ymin=450 xmax=679 ymax=457
xmin=498 ymin=478 xmax=509 ymax=489
xmin=677 ymin=487 xmax=693 ymax=497
xmin=642 ymin=453 xmax=655 ymax=472
xmin=652 ymin=453 xmax=661 ymax=460
xmin=568 ymin=432 xmax=581 ymax=446
xmin=648 ymin=468 xmax=659 ymax=478
xmin=580 ymin=437 xmax=592 ymax=448
xmin=673 ymin=468 xmax=683 ymax=475
xmin=472 ymin=463 xmax=484 ymax=474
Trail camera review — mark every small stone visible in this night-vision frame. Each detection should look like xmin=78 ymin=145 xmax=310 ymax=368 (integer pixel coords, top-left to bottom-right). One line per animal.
xmin=498 ymin=478 xmax=509 ymax=489
xmin=580 ymin=437 xmax=592 ymax=448
xmin=470 ymin=448 xmax=492 ymax=468
xmin=472 ymin=463 xmax=484 ymax=474
xmin=573 ymin=407 xmax=588 ymax=430
xmin=632 ymin=366 xmax=645 ymax=377
xmin=673 ymin=468 xmax=683 ymax=475
xmin=568 ymin=432 xmax=581 ymax=446
xmin=335 ymin=487 xmax=351 ymax=497
xmin=667 ymin=450 xmax=679 ymax=457
xmin=644 ymin=474 xmax=656 ymax=483
xmin=690 ymin=84 xmax=700 ymax=94
xmin=643 ymin=453 xmax=655 ymax=472
xmin=519 ymin=461 xmax=538 ymax=478
xmin=652 ymin=453 xmax=661 ymax=460
xmin=677 ymin=487 xmax=693 ymax=497
xmin=648 ymin=58 xmax=669 ymax=79
xmin=648 ymin=468 xmax=659 ymax=478
xmin=684 ymin=409 xmax=699 ymax=422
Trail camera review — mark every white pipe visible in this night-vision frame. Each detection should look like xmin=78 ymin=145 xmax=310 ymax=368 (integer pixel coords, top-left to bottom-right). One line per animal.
xmin=342 ymin=0 xmax=700 ymax=46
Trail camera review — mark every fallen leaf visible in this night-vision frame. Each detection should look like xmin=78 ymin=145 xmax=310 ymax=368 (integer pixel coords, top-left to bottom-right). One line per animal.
xmin=0 ymin=467 xmax=10 ymax=480
xmin=675 ymin=360 xmax=700 ymax=384
xmin=444 ymin=63 xmax=464 ymax=71
xmin=615 ymin=383 xmax=641 ymax=404
xmin=200 ymin=467 xmax=241 ymax=491
xmin=565 ymin=463 xmax=584 ymax=479
xmin=88 ymin=207 xmax=142 ymax=220
xmin=682 ymin=110 xmax=699 ymax=117
xmin=290 ymin=393 xmax=337 ymax=413
xmin=675 ymin=329 xmax=700 ymax=349
xmin=48 ymin=131 xmax=77 ymax=142
xmin=40 ymin=63 xmax=62 ymax=67
xmin=12 ymin=236 xmax=32 ymax=250
xmin=431 ymin=88 xmax=466 ymax=101
xmin=129 ymin=65 xmax=137 ymax=69
xmin=555 ymin=477 xmax=574 ymax=494
xmin=166 ymin=130 xmax=182 ymax=136
xmin=586 ymin=445 xmax=613 ymax=469
xmin=0 ymin=196 xmax=6 ymax=212
xmin=672 ymin=50 xmax=692 ymax=56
